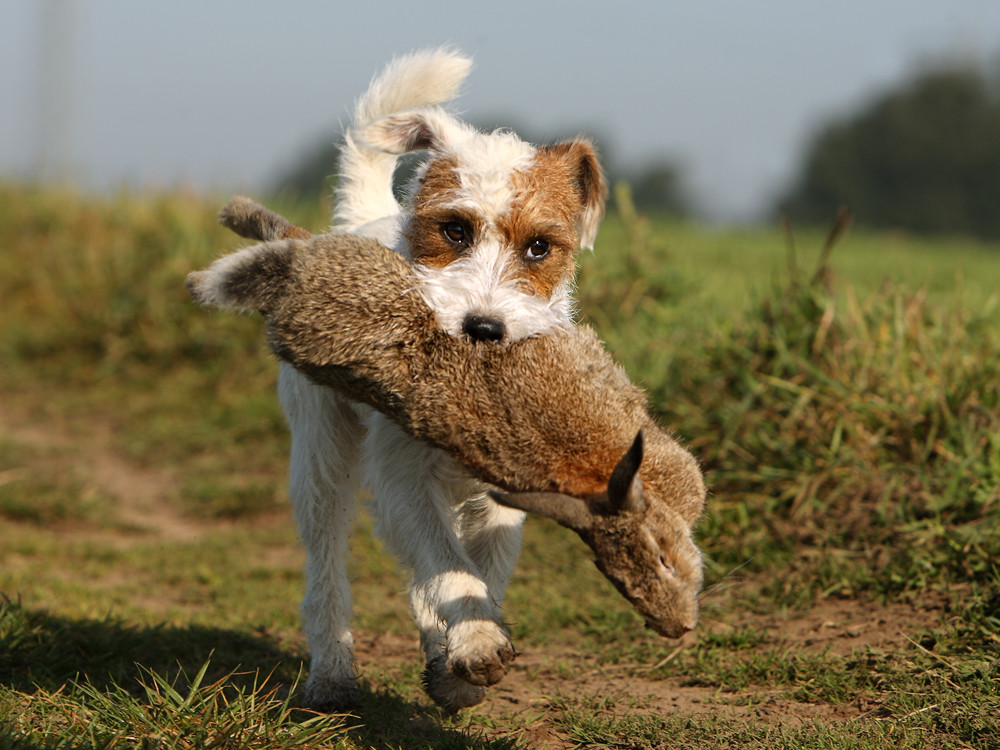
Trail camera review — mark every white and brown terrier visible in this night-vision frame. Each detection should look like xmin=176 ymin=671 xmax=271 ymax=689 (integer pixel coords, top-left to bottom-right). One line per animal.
xmin=281 ymin=48 xmax=607 ymax=713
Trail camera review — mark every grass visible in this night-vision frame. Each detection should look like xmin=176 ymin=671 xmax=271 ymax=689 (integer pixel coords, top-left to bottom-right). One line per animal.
xmin=1 ymin=181 xmax=998 ymax=747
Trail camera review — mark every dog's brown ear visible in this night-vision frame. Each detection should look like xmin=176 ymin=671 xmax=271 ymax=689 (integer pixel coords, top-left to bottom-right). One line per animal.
xmin=545 ymin=138 xmax=608 ymax=250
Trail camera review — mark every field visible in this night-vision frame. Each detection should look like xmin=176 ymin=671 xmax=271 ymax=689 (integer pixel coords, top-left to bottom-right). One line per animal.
xmin=1 ymin=182 xmax=998 ymax=749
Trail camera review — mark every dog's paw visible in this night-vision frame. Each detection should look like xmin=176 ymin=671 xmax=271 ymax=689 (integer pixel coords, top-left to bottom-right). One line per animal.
xmin=422 ymin=655 xmax=487 ymax=713
xmin=302 ymin=675 xmax=359 ymax=714
xmin=444 ymin=619 xmax=516 ymax=687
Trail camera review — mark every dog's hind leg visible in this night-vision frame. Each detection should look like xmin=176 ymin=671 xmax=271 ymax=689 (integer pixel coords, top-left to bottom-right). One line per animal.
xmin=363 ymin=415 xmax=515 ymax=712
xmin=279 ymin=364 xmax=364 ymax=712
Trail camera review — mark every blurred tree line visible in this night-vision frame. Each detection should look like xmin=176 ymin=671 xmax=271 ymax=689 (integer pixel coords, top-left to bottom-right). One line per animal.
xmin=270 ymin=123 xmax=691 ymax=218
xmin=273 ymin=57 xmax=1000 ymax=239
xmin=777 ymin=59 xmax=1000 ymax=239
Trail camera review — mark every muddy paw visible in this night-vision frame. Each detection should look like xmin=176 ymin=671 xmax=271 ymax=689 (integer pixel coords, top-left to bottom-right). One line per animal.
xmin=303 ymin=675 xmax=359 ymax=713
xmin=422 ymin=655 xmax=488 ymax=713
xmin=444 ymin=619 xmax=516 ymax=687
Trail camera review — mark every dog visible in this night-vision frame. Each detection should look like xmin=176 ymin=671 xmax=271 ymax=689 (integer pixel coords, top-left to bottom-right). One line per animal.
xmin=280 ymin=48 xmax=607 ymax=713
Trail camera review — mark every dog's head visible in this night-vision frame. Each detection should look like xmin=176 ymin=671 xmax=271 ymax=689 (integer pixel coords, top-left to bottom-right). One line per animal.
xmin=361 ymin=108 xmax=607 ymax=343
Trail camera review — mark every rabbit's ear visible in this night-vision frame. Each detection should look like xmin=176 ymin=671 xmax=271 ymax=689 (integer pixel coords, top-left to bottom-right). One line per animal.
xmin=488 ymin=490 xmax=594 ymax=532
xmin=218 ymin=197 xmax=312 ymax=242
xmin=606 ymin=431 xmax=645 ymax=515
xmin=186 ymin=240 xmax=295 ymax=314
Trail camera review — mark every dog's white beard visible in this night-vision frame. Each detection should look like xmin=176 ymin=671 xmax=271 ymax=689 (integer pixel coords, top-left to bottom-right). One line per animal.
xmin=414 ymin=243 xmax=574 ymax=342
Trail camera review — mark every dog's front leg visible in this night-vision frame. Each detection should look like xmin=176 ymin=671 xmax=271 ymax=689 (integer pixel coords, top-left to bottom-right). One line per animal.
xmin=457 ymin=492 xmax=525 ymax=615
xmin=363 ymin=415 xmax=515 ymax=712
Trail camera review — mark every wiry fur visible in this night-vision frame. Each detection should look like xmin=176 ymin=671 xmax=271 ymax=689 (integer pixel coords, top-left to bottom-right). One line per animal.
xmin=334 ymin=49 xmax=474 ymax=233
xmin=264 ymin=49 xmax=608 ymax=713
xmin=187 ymin=223 xmax=707 ymax=644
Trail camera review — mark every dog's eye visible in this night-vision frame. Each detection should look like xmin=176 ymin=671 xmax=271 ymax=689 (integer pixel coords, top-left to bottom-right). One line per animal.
xmin=525 ymin=238 xmax=551 ymax=261
xmin=441 ymin=222 xmax=468 ymax=246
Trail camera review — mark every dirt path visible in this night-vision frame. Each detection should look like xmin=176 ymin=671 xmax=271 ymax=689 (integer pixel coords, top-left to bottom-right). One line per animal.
xmin=342 ymin=586 xmax=942 ymax=749
xmin=347 ymin=592 xmax=937 ymax=748
xmin=0 ymin=397 xmax=201 ymax=542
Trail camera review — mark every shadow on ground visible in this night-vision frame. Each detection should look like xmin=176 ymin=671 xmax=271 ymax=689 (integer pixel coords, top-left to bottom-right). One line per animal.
xmin=0 ymin=596 xmax=520 ymax=749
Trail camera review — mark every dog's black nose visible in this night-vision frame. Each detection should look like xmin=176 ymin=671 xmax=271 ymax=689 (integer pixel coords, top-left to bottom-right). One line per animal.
xmin=463 ymin=315 xmax=506 ymax=343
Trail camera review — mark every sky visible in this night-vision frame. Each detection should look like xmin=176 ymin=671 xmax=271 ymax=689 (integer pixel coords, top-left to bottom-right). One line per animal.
xmin=2 ymin=0 xmax=999 ymax=221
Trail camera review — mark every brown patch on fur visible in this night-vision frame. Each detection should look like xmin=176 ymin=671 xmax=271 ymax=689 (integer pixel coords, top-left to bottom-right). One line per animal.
xmin=494 ymin=155 xmax=582 ymax=298
xmin=282 ymin=224 xmax=313 ymax=240
xmin=402 ymin=144 xmax=605 ymax=296
xmin=403 ymin=156 xmax=473 ymax=269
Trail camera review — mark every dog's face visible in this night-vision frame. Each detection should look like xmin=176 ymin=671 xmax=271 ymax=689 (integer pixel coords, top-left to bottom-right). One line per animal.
xmin=362 ymin=109 xmax=607 ymax=342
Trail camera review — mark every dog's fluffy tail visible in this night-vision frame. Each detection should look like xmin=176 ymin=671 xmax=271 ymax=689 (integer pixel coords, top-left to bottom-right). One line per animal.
xmin=334 ymin=47 xmax=472 ymax=231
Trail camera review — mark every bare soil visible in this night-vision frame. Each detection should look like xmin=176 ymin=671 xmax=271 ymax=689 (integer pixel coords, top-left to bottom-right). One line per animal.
xmin=345 ymin=595 xmax=934 ymax=748
xmin=0 ymin=398 xmax=197 ymax=542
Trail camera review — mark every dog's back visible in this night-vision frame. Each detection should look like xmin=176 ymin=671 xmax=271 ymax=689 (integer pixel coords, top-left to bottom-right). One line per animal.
xmin=334 ymin=48 xmax=472 ymax=234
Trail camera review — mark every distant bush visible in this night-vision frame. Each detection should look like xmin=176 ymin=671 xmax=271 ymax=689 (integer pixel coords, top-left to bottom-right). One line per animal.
xmin=777 ymin=62 xmax=1000 ymax=239
xmin=649 ymin=215 xmax=1000 ymax=595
